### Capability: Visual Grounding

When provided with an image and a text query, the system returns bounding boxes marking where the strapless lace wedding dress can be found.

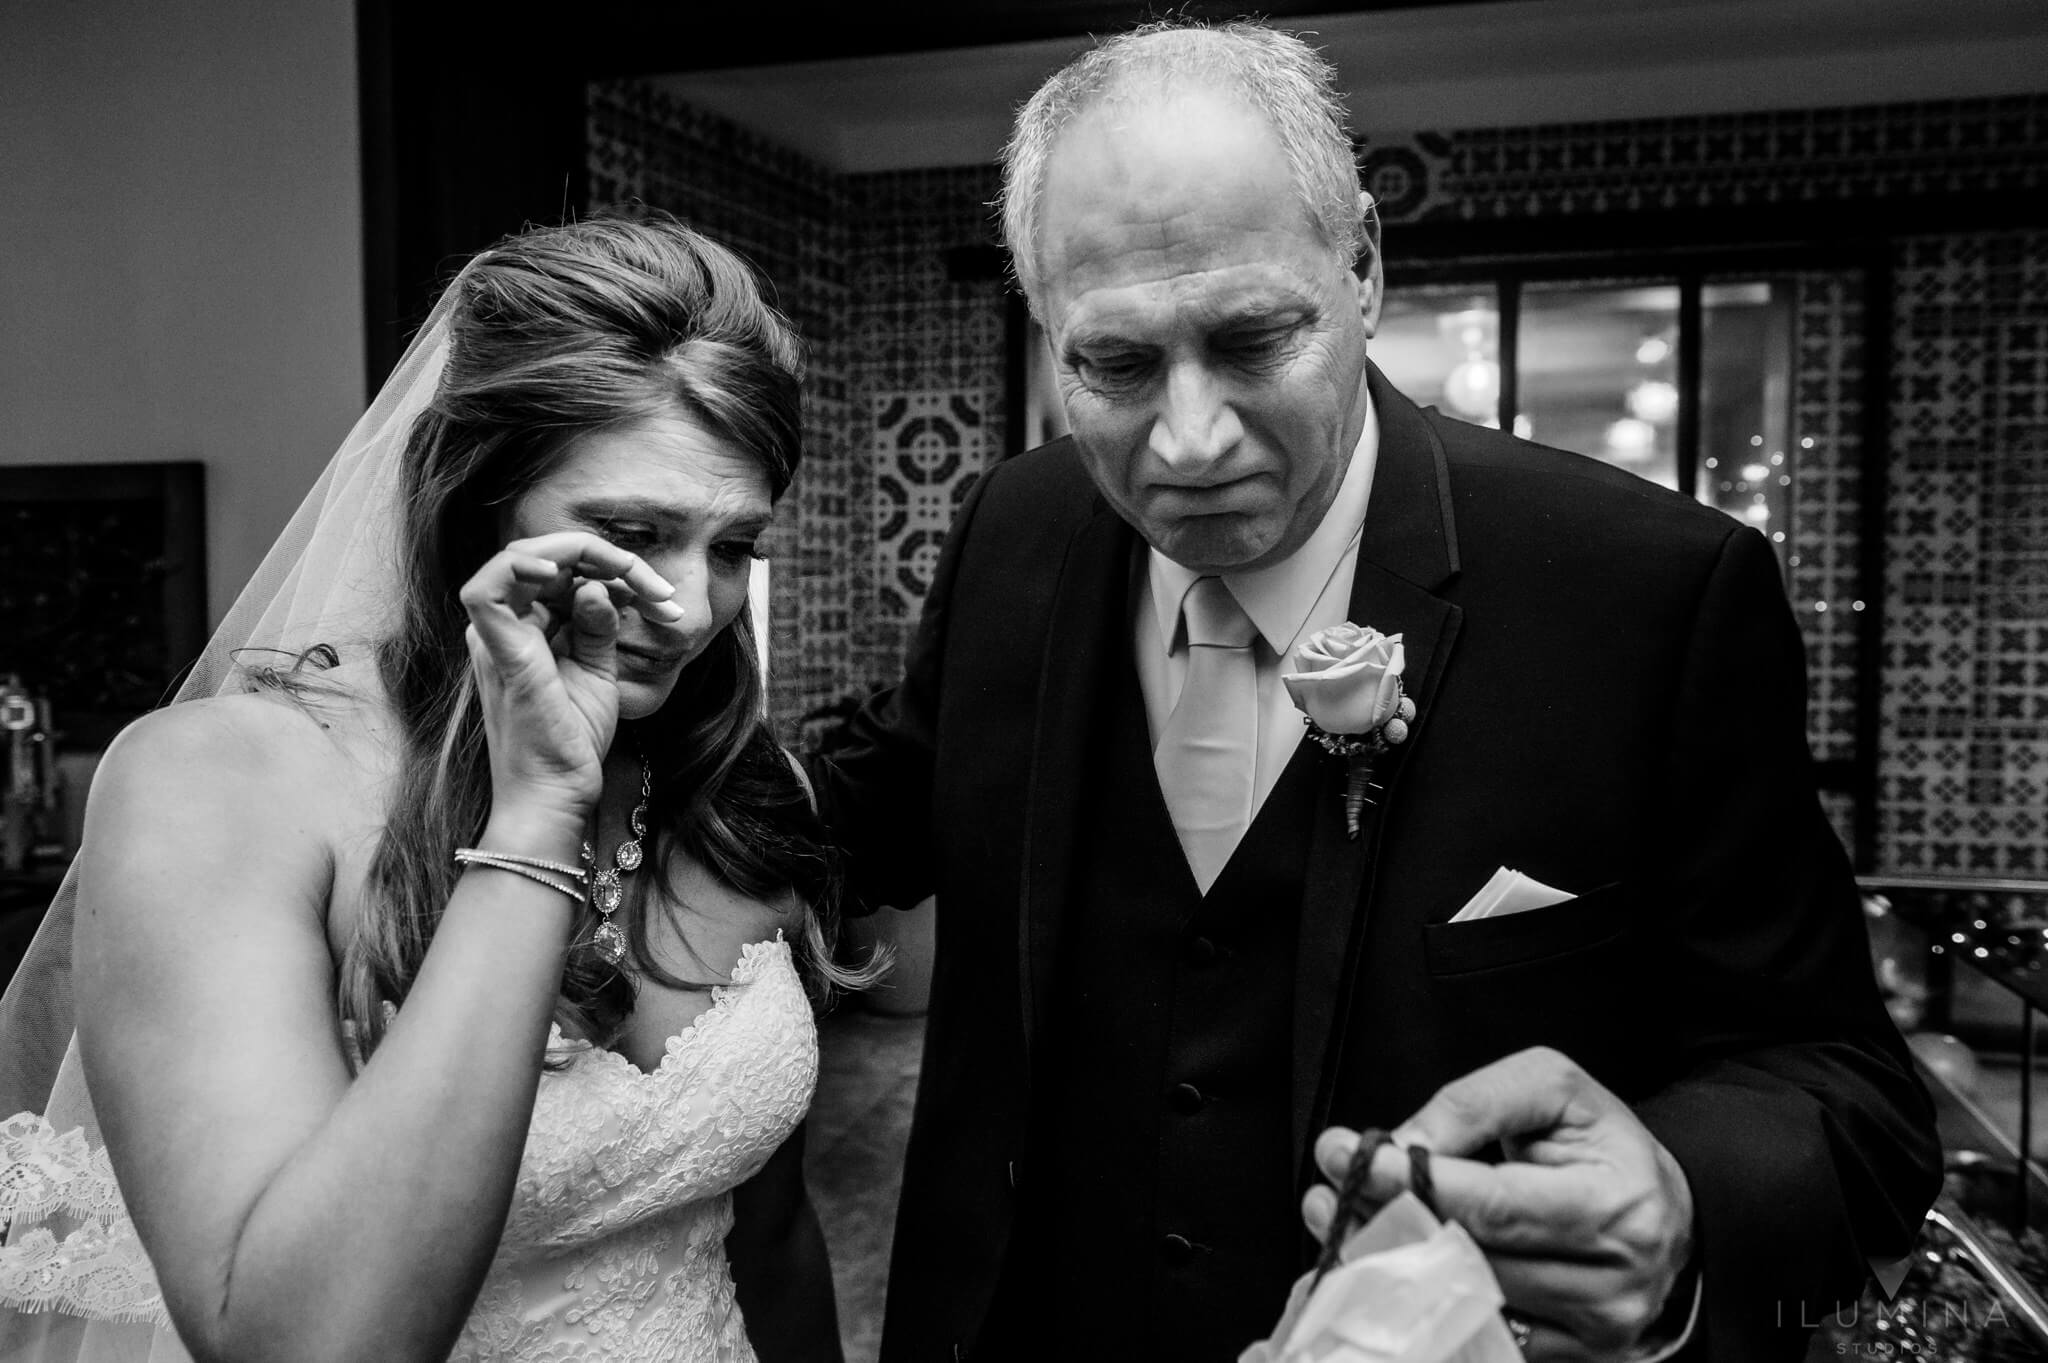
[0,935,817,1363]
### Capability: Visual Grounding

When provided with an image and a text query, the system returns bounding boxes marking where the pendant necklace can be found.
[582,752,651,966]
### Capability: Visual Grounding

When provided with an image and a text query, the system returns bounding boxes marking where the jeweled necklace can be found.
[582,752,651,966]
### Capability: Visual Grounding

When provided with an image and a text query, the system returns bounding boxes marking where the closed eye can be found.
[1218,326,1298,363]
[596,520,661,551]
[1071,350,1153,388]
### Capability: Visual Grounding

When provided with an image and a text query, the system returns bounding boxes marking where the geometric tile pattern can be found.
[1360,96,2048,225]
[873,391,997,619]
[846,166,1009,670]
[1789,271,1868,769]
[1882,232,2048,876]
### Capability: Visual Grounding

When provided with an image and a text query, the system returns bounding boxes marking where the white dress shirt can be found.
[1135,396,1380,824]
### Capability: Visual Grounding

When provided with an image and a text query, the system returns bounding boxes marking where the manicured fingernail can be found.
[648,599,684,621]
[648,575,676,600]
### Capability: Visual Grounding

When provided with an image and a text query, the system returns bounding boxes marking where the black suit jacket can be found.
[823,366,1941,1361]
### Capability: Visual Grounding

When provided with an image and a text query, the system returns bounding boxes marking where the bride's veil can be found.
[0,279,463,1360]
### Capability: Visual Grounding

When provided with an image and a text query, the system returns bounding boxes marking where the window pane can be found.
[1375,284,1502,428]
[1698,279,1795,562]
[1516,281,1680,488]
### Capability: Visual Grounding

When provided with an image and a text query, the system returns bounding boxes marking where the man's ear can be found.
[1354,190,1383,338]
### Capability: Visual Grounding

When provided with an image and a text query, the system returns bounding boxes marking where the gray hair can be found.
[998,19,1365,315]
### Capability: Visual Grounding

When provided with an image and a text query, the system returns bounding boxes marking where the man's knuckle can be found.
[1432,1078,1486,1125]
[1610,1188,1671,1253]
[1612,1287,1658,1337]
[1531,1045,1587,1086]
[1467,1184,1519,1240]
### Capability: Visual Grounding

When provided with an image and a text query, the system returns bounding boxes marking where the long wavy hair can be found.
[337,211,872,1059]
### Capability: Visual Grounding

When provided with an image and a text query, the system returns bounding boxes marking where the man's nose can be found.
[1148,362,1243,476]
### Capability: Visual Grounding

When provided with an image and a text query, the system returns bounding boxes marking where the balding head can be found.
[999,20,1369,317]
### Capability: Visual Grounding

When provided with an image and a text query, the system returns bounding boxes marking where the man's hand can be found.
[1304,1047,1695,1362]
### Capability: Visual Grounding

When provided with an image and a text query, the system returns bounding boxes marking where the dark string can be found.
[1313,1127,1393,1284]
[1408,1142,1437,1219]
[1313,1134,1528,1353]
[1312,1130,1445,1286]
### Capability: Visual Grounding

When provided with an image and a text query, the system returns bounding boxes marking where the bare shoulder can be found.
[99,691,346,803]
[85,672,392,875]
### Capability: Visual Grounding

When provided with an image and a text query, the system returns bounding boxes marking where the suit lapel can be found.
[1018,500,1136,1077]
[1290,367,1466,1178]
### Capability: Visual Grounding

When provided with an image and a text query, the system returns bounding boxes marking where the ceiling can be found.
[647,0,2048,172]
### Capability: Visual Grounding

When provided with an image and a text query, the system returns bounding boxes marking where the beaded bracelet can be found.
[453,848,589,905]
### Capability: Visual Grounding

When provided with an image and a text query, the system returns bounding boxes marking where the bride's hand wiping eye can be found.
[459,529,682,816]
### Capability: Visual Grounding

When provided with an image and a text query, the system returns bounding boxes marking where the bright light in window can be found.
[1603,417,1657,463]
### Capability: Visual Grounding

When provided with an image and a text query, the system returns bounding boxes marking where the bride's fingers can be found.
[462,538,681,674]
[591,574,681,628]
[564,580,619,678]
[503,532,681,616]
[464,550,571,632]
[464,574,554,673]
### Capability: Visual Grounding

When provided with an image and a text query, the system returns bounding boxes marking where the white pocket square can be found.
[1449,866,1575,923]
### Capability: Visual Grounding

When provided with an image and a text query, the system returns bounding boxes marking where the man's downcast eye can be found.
[1072,347,1150,379]
[1084,358,1153,390]
[712,541,765,567]
[1221,328,1295,360]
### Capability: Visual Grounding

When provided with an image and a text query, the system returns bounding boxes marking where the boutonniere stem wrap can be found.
[1282,624,1416,839]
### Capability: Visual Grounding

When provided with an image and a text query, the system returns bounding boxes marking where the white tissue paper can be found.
[1238,1193,1524,1363]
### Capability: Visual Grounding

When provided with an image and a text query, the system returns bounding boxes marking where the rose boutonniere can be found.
[1282,623,1416,839]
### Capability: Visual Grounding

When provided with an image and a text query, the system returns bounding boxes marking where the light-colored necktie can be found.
[1154,576,1259,894]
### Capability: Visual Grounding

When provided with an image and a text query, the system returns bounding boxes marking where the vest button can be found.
[1161,1232,1195,1264]
[1187,935,1218,965]
[1170,1082,1205,1115]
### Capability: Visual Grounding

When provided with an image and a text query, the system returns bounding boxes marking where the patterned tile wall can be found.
[1883,232,2048,875]
[1358,97,2046,225]
[846,167,1008,672]
[1789,271,1867,852]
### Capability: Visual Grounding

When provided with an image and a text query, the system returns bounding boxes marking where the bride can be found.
[0,212,871,1361]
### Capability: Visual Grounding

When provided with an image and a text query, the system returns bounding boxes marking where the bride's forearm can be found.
[201,811,584,1363]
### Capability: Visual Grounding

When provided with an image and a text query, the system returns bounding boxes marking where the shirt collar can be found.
[1149,393,1380,656]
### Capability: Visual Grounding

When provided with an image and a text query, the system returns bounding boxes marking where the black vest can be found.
[978,657,1319,1359]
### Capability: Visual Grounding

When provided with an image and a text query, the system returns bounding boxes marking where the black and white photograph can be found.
[3,2,2047,1360]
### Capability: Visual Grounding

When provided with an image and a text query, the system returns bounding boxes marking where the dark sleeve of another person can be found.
[726,1122,844,1363]
[805,464,998,916]
[1632,526,1944,1361]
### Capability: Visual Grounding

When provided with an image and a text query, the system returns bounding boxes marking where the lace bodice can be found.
[0,936,818,1363]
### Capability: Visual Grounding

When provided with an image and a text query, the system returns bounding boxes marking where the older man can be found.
[822,20,1940,1363]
